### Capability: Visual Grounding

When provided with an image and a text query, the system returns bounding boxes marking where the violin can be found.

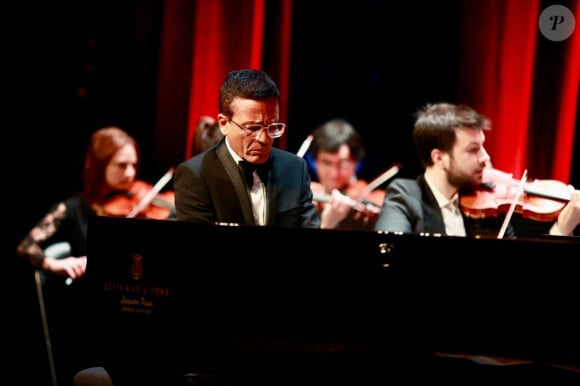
[296,134,398,221]
[311,164,400,219]
[101,169,175,219]
[311,180,384,218]
[459,167,572,222]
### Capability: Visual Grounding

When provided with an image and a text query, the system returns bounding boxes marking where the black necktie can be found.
[239,161,269,187]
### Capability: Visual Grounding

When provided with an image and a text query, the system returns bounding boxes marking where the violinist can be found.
[190,115,224,157]
[308,118,384,230]
[17,126,177,275]
[15,126,158,385]
[373,103,580,238]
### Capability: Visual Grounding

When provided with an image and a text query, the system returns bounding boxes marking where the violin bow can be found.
[497,169,527,239]
[296,135,313,158]
[362,164,401,195]
[127,168,175,218]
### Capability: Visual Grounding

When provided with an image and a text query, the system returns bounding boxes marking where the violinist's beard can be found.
[447,168,482,189]
[446,156,484,189]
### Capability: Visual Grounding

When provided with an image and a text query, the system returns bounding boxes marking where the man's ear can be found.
[432,148,452,171]
[431,148,444,165]
[217,114,229,136]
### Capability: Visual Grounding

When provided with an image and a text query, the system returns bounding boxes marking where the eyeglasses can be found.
[229,118,286,139]
[316,159,356,170]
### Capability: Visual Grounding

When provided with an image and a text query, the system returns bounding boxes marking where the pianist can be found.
[174,69,320,228]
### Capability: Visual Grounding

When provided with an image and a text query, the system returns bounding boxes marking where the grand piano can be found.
[81,216,580,385]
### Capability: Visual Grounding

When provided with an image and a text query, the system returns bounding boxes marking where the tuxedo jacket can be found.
[373,174,515,238]
[174,138,320,228]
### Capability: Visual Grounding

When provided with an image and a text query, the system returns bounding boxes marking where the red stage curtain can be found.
[458,0,579,183]
[155,0,293,165]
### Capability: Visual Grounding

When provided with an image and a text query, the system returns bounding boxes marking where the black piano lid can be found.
[81,216,580,381]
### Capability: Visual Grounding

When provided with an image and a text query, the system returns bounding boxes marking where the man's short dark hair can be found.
[219,69,280,116]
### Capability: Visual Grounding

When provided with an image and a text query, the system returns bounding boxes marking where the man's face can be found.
[444,127,490,188]
[315,144,357,192]
[218,97,280,164]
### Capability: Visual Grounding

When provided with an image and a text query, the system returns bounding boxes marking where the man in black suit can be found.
[374,102,580,238]
[174,69,320,228]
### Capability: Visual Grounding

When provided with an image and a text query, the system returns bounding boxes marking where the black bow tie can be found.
[239,160,269,187]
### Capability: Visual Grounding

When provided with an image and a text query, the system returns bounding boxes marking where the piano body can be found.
[81,216,580,385]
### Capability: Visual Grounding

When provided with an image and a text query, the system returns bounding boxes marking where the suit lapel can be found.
[417,175,446,234]
[264,163,277,225]
[215,142,256,225]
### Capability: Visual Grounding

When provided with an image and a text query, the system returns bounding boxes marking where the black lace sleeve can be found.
[16,202,67,269]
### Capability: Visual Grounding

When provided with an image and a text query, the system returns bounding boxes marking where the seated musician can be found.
[15,126,145,386]
[174,69,320,228]
[190,115,224,156]
[308,118,384,230]
[373,102,580,238]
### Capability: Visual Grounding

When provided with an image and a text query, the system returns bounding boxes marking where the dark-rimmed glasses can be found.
[229,118,286,139]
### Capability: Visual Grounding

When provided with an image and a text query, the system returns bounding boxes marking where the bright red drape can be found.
[459,0,579,183]
[158,0,578,181]
[553,0,580,180]
[155,0,292,162]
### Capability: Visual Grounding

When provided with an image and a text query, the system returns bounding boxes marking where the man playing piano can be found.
[174,69,320,228]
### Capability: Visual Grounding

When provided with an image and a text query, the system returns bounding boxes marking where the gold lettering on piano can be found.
[103,280,170,297]
[104,281,170,315]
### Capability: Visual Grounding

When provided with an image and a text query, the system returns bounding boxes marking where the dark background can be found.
[288,0,462,181]
[7,1,579,384]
